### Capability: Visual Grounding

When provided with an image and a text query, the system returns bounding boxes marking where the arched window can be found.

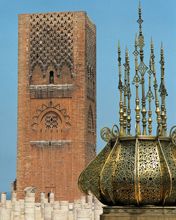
[49,71,54,84]
[88,106,94,133]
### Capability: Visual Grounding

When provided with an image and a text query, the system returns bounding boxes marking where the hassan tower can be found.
[16,11,96,201]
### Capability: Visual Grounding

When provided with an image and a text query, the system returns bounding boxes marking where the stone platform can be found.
[100,206,176,220]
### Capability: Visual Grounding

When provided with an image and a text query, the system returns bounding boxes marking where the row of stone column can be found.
[0,192,103,220]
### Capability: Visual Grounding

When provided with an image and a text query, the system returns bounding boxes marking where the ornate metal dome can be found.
[78,2,176,206]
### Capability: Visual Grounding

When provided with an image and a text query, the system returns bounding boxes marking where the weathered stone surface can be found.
[16,11,96,202]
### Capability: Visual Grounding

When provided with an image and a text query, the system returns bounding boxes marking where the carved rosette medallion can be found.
[31,101,71,131]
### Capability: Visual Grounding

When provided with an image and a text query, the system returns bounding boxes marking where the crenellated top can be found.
[118,2,168,137]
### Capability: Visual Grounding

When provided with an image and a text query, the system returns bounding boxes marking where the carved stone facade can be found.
[17,12,96,201]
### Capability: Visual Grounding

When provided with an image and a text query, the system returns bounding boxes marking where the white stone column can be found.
[40,192,45,204]
[80,196,86,208]
[77,209,92,220]
[13,201,21,220]
[53,201,60,210]
[51,210,68,220]
[19,199,25,219]
[94,198,103,220]
[44,203,52,220]
[5,200,12,220]
[1,192,6,207]
[35,204,42,220]
[24,192,35,220]
[40,192,45,218]
[11,192,17,204]
[73,200,81,220]
[60,201,69,211]
[87,193,93,208]
[68,203,74,220]
[49,193,54,205]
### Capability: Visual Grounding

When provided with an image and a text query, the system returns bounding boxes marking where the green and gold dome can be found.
[78,3,176,206]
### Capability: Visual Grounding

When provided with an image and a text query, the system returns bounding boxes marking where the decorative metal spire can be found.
[133,34,141,135]
[137,1,148,135]
[123,48,128,135]
[126,48,131,135]
[116,2,168,137]
[159,43,168,135]
[146,46,154,135]
[150,39,162,135]
[138,1,143,38]
[118,41,124,136]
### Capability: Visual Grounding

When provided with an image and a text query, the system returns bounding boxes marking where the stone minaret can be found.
[16,11,96,201]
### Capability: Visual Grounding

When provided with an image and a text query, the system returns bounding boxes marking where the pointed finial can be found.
[126,47,131,135]
[139,0,141,8]
[159,41,168,135]
[118,41,124,136]
[118,40,120,50]
[161,41,163,49]
[150,38,154,50]
[138,0,143,38]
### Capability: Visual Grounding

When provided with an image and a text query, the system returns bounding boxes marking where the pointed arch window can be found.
[49,71,54,84]
[88,106,94,133]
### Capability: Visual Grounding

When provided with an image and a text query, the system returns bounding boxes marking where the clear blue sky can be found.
[0,0,176,192]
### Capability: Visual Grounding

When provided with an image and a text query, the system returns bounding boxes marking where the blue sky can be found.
[0,0,176,192]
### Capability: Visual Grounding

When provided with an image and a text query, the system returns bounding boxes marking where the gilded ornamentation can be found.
[170,126,176,146]
[100,125,119,143]
[118,42,124,136]
[78,2,176,207]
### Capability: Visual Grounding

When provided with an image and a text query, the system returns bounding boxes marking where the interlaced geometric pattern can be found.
[86,22,96,101]
[45,113,58,129]
[138,61,148,77]
[29,13,74,77]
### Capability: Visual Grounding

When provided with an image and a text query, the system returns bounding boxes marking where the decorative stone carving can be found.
[31,101,71,131]
[30,84,74,99]
[86,22,96,101]
[29,13,74,79]
[45,112,59,129]
[30,140,71,148]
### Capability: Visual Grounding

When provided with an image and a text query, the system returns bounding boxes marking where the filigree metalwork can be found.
[123,55,128,135]
[100,128,112,142]
[137,2,148,135]
[146,58,154,135]
[150,40,162,135]
[112,125,119,137]
[159,44,168,135]
[78,2,175,207]
[138,61,148,77]
[118,42,124,136]
[133,35,141,135]
[79,138,174,205]
[170,126,176,146]
[100,125,119,142]
[126,49,131,135]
